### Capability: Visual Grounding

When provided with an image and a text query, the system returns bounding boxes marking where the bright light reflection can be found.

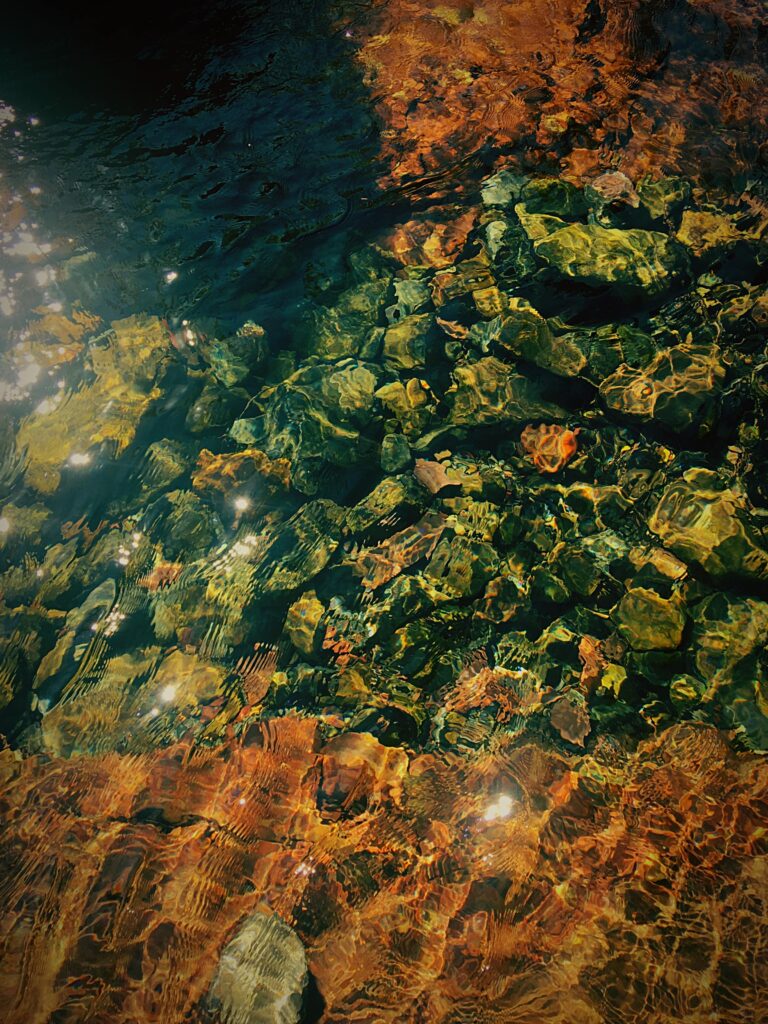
[159,685,176,703]
[482,794,516,822]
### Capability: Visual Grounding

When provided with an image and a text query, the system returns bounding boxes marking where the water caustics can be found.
[0,1,767,1022]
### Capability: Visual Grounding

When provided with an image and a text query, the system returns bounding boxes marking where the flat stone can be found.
[206,911,308,1024]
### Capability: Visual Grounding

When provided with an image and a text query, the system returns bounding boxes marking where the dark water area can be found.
[2,1,768,1022]
[0,0,386,330]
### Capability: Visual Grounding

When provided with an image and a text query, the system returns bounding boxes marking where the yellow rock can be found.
[676,209,741,258]
[285,591,325,656]
[16,314,170,493]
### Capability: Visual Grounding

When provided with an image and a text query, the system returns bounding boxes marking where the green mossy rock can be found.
[345,474,425,535]
[637,177,691,223]
[241,361,381,494]
[303,276,390,359]
[380,433,411,473]
[519,177,589,218]
[449,357,566,426]
[613,586,686,651]
[375,378,437,438]
[517,213,689,294]
[382,312,434,370]
[424,535,499,599]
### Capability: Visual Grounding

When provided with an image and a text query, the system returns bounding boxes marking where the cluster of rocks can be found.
[2,169,768,761]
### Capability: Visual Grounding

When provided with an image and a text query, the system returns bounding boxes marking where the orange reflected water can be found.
[2,720,767,1022]
[344,0,768,189]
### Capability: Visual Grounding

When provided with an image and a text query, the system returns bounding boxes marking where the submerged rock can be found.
[206,911,307,1024]
[648,469,768,582]
[382,312,434,369]
[517,212,689,294]
[380,432,411,473]
[375,377,437,438]
[16,315,170,493]
[302,275,390,360]
[241,361,381,494]
[520,424,580,473]
[600,343,725,432]
[613,586,686,651]
[448,357,565,426]
[675,209,743,260]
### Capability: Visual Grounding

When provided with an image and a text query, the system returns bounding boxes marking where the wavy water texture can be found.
[344,0,768,188]
[1,720,766,1024]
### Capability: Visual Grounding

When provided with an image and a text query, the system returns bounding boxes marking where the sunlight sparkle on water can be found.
[482,794,516,822]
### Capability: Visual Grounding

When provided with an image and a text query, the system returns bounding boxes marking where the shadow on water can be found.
[0,0,386,329]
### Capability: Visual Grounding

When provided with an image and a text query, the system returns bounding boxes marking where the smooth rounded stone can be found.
[230,417,262,445]
[448,357,566,426]
[599,342,725,432]
[670,673,707,708]
[206,911,307,1024]
[33,577,118,712]
[380,433,411,473]
[648,468,768,582]
[613,586,686,651]
[517,211,689,294]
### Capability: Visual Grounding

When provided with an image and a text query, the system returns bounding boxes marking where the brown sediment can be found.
[0,720,766,1022]
[343,0,768,189]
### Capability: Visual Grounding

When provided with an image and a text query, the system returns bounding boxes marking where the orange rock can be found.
[191,447,291,493]
[521,423,580,473]
[138,561,183,591]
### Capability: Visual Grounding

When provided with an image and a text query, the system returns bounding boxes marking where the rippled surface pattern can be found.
[1,2,768,1022]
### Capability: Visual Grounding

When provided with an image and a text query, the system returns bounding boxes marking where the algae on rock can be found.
[16,315,170,493]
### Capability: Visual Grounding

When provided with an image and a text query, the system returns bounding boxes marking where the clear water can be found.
[1,2,767,1022]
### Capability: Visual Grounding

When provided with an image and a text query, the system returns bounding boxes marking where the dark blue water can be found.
[0,1,383,334]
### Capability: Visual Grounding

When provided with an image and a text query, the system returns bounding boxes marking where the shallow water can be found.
[1,2,768,1022]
